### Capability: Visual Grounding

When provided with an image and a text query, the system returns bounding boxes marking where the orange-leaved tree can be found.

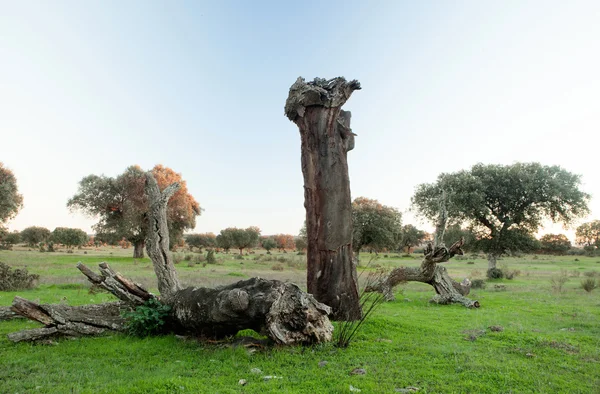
[68,165,201,258]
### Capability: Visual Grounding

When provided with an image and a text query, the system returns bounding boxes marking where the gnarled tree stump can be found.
[5,173,334,344]
[367,194,480,308]
[285,77,362,321]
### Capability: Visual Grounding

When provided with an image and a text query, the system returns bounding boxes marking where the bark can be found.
[367,195,480,308]
[144,172,182,298]
[5,173,334,345]
[487,253,498,270]
[133,240,145,259]
[0,306,23,320]
[285,77,362,321]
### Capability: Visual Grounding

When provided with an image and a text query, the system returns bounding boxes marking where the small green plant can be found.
[172,253,183,264]
[471,279,487,289]
[550,270,569,293]
[580,277,597,293]
[123,298,171,337]
[206,249,216,264]
[487,268,504,279]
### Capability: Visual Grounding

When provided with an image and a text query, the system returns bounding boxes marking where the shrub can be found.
[271,263,284,271]
[206,249,216,264]
[487,268,504,279]
[467,261,475,265]
[550,270,569,293]
[193,254,206,264]
[297,251,306,255]
[184,254,193,261]
[172,253,183,264]
[580,278,597,293]
[471,279,486,289]
[234,254,245,260]
[0,262,39,291]
[583,271,599,278]
[38,242,46,253]
[123,298,171,337]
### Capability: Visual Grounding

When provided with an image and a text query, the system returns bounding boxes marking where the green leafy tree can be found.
[0,231,21,249]
[68,165,201,258]
[51,227,88,249]
[227,227,261,255]
[412,163,589,270]
[216,229,234,253]
[443,224,477,252]
[575,220,600,248]
[397,224,428,252]
[185,233,216,252]
[539,233,572,255]
[352,197,402,256]
[0,163,23,232]
[261,237,277,253]
[20,226,51,247]
[294,236,307,251]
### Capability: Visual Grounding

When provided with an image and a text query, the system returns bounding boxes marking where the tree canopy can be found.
[398,224,428,252]
[68,165,201,257]
[273,234,295,252]
[52,227,88,249]
[539,233,571,255]
[352,197,402,255]
[412,163,589,268]
[261,237,277,253]
[185,233,216,252]
[20,226,51,247]
[575,220,600,248]
[0,163,23,229]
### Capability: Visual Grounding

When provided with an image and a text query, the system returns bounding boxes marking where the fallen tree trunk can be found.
[367,194,480,308]
[285,77,362,321]
[0,306,23,320]
[5,173,334,344]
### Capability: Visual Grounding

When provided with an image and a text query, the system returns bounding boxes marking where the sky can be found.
[1,1,599,240]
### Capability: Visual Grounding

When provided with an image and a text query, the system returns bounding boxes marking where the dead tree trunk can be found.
[285,77,362,321]
[4,173,334,345]
[367,194,480,308]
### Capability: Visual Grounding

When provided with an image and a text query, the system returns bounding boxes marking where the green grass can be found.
[1,248,600,393]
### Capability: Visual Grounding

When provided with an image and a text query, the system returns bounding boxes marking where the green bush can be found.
[471,279,486,289]
[487,268,504,279]
[206,249,216,264]
[0,262,39,291]
[123,298,171,337]
[580,278,597,293]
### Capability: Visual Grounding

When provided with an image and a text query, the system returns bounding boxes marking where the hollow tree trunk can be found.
[133,240,145,259]
[285,77,362,321]
[5,173,334,345]
[367,193,480,308]
[487,253,497,270]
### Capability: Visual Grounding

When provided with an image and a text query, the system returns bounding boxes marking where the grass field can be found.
[1,247,599,393]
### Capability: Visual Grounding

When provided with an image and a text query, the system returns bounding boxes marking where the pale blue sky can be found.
[1,1,599,238]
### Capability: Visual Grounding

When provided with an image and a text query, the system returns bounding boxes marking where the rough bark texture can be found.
[285,77,361,321]
[0,305,23,320]
[145,172,182,298]
[133,240,145,259]
[8,297,126,342]
[368,196,480,308]
[5,173,334,345]
[487,253,498,270]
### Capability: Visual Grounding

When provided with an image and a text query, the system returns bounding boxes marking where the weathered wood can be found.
[368,196,480,308]
[7,173,334,345]
[8,298,127,342]
[285,77,362,321]
[145,172,181,298]
[0,305,23,320]
[168,277,333,344]
[77,261,151,305]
